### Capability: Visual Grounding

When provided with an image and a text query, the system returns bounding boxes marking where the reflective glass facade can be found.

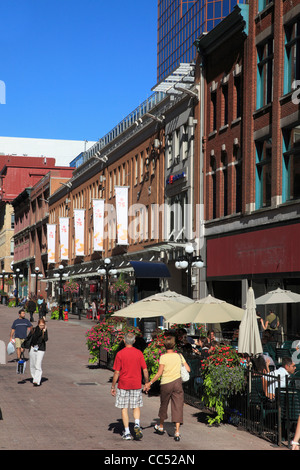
[157,0,247,81]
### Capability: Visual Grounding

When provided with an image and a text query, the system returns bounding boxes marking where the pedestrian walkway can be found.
[0,305,283,452]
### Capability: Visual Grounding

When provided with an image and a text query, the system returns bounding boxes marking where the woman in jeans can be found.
[144,335,190,441]
[29,319,48,386]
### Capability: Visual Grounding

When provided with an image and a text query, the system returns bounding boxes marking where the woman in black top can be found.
[29,319,48,386]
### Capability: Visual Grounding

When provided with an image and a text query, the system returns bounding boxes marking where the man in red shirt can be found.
[111,332,149,440]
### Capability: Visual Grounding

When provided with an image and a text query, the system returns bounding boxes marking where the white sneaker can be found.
[122,432,133,440]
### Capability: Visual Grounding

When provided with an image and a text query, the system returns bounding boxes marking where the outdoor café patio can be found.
[85,289,300,449]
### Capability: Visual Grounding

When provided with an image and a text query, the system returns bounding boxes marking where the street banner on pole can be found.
[93,199,104,251]
[74,209,85,256]
[59,217,69,260]
[47,224,56,263]
[115,186,129,245]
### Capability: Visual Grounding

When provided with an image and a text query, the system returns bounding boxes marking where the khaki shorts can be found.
[15,338,25,349]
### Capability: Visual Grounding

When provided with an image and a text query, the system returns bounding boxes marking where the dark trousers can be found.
[158,378,184,424]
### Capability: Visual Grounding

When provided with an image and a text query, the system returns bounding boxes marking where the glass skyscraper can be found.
[157,0,247,82]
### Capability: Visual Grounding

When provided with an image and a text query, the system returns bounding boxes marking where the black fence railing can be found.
[183,355,300,448]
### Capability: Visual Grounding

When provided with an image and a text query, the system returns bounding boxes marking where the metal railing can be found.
[183,355,300,448]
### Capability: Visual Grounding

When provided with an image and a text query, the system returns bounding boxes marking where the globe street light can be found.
[175,243,203,298]
[54,265,68,320]
[97,258,117,316]
[12,267,23,307]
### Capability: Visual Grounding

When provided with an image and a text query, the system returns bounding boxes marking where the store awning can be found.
[130,261,171,278]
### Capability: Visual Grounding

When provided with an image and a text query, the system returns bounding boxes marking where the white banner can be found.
[59,217,69,260]
[93,199,104,251]
[74,209,85,256]
[115,186,129,245]
[47,224,56,264]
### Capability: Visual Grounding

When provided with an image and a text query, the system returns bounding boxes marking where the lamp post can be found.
[97,258,117,316]
[54,265,68,320]
[12,267,23,307]
[31,267,43,298]
[0,271,5,291]
[175,243,203,298]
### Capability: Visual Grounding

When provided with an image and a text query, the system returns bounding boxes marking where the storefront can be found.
[206,221,300,338]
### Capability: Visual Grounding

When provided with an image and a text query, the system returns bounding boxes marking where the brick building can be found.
[0,156,57,278]
[12,167,74,299]
[195,1,300,338]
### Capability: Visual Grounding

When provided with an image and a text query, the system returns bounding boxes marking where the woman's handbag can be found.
[179,354,190,382]
[22,331,33,350]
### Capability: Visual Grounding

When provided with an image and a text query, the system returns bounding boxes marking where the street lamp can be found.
[175,243,203,298]
[31,267,43,297]
[54,265,68,320]
[97,258,117,316]
[12,268,23,307]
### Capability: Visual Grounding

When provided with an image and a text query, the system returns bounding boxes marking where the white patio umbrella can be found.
[111,290,193,319]
[238,287,263,356]
[165,294,244,324]
[255,287,300,304]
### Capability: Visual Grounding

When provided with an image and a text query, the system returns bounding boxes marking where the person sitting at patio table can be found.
[267,357,296,399]
[206,330,215,344]
[176,328,193,355]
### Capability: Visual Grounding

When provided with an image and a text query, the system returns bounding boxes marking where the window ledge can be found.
[253,102,272,117]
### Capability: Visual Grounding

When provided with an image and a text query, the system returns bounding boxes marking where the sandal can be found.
[154,424,165,435]
[174,432,181,442]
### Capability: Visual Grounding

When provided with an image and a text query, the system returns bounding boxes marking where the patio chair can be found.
[275,348,291,362]
[249,376,278,427]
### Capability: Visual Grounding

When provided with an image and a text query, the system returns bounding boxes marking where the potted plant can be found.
[201,345,246,425]
[143,329,167,381]
[85,316,141,366]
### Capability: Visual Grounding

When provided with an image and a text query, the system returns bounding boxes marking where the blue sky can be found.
[0,0,157,143]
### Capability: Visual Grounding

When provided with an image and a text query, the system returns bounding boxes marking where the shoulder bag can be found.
[179,354,190,382]
[22,330,34,350]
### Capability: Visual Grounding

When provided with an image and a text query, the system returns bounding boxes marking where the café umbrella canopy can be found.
[255,287,300,304]
[238,287,263,356]
[166,294,244,324]
[112,290,193,319]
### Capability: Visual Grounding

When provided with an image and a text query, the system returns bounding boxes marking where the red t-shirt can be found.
[113,346,147,390]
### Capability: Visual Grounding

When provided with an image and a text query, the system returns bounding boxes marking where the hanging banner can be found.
[115,186,129,245]
[93,199,104,251]
[59,217,69,260]
[74,209,85,256]
[47,224,56,264]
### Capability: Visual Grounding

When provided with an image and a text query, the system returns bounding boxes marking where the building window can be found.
[284,18,300,95]
[222,84,228,126]
[255,138,272,209]
[211,91,217,131]
[140,152,144,183]
[233,147,242,213]
[210,155,217,219]
[282,126,300,202]
[257,38,273,109]
[134,155,138,185]
[10,238,14,256]
[168,192,188,241]
[221,152,228,216]
[258,0,272,12]
[234,75,242,119]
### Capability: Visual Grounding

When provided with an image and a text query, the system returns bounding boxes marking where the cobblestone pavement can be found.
[0,305,285,455]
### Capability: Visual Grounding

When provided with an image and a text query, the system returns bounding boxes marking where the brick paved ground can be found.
[0,304,284,454]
